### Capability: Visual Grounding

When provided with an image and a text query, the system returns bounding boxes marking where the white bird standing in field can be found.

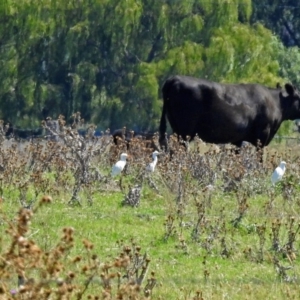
[146,151,160,172]
[111,153,128,177]
[271,161,286,185]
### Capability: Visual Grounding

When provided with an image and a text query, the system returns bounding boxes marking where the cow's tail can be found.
[159,78,173,149]
[159,101,167,141]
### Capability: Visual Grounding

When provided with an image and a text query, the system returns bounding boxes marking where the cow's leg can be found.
[255,127,271,164]
[254,137,266,164]
[232,141,243,155]
[234,140,263,163]
[256,143,264,164]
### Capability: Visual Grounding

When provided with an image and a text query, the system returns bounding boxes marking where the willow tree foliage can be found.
[0,0,295,132]
[252,0,300,47]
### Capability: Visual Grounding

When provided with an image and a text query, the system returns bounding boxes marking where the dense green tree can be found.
[251,0,300,47]
[0,0,296,134]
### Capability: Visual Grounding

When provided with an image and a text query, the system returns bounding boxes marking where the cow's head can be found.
[281,83,300,120]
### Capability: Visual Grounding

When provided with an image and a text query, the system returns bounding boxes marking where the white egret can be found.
[111,153,128,177]
[146,151,160,172]
[271,161,286,185]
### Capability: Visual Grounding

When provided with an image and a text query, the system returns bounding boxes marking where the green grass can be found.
[2,179,300,299]
[1,136,300,299]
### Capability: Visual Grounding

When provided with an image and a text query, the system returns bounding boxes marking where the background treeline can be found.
[1,0,300,133]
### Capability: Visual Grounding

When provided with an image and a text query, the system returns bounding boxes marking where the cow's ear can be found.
[285,83,295,96]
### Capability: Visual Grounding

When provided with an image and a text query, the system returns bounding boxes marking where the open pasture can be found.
[1,123,300,299]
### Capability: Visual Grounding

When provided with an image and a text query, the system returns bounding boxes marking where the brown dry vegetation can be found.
[1,117,300,299]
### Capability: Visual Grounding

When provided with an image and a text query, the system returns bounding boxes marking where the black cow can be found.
[159,75,300,150]
[5,126,43,139]
[112,128,158,150]
[112,128,134,146]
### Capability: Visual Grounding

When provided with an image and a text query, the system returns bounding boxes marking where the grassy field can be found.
[1,127,300,299]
